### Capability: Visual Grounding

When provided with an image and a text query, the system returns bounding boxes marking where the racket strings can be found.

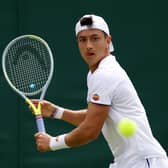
[5,37,51,94]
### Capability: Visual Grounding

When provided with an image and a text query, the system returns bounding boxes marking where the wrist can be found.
[49,134,69,151]
[51,106,64,119]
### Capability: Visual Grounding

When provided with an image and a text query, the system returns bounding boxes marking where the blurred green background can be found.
[0,0,167,167]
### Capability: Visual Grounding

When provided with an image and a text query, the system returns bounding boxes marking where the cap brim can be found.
[110,42,114,52]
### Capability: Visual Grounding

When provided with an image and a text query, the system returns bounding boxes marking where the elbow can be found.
[90,132,100,141]
[84,127,101,141]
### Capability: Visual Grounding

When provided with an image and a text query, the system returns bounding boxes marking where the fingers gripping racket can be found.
[2,35,54,132]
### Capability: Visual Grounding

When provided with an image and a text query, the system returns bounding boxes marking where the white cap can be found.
[75,14,114,52]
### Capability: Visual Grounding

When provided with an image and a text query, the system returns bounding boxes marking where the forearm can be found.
[48,110,95,151]
[61,108,87,126]
[64,121,99,147]
[47,103,109,152]
[39,118,101,152]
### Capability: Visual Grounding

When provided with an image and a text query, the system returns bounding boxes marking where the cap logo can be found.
[80,16,93,26]
[92,94,100,101]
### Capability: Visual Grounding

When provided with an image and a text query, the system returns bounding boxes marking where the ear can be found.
[107,35,112,45]
[106,35,112,51]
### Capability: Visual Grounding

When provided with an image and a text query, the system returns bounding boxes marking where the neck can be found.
[90,54,110,73]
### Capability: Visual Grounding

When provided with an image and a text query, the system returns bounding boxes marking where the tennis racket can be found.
[2,34,54,132]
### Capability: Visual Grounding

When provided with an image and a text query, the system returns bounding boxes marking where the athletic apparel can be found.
[109,157,168,168]
[87,55,168,167]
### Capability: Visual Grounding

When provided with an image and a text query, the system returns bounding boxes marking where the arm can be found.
[65,102,110,147]
[30,99,87,126]
[35,102,110,151]
[62,108,87,126]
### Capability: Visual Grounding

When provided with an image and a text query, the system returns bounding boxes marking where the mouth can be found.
[86,52,95,57]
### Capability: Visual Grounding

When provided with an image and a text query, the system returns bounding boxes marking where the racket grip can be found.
[35,115,46,132]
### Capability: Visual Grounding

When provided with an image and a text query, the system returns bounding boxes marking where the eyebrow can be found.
[78,34,100,39]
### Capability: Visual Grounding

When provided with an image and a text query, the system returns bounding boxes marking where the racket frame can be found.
[2,34,54,132]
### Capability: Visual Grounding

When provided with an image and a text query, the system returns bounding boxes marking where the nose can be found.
[86,39,93,50]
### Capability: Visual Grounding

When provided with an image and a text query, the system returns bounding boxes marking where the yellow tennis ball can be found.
[117,118,137,137]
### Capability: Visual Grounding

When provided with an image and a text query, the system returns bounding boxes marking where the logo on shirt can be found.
[92,94,100,101]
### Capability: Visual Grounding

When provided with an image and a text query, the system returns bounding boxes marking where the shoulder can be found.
[95,62,125,84]
[87,55,129,87]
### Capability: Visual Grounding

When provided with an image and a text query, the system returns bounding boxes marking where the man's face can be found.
[77,29,111,71]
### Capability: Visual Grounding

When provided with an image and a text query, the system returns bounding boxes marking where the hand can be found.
[34,132,52,152]
[29,100,56,118]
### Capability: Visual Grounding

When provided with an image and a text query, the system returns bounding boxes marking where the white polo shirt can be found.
[87,55,167,165]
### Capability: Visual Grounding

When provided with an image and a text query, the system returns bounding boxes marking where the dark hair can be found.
[80,16,93,26]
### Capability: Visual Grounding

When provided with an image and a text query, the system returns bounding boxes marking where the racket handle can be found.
[35,115,46,132]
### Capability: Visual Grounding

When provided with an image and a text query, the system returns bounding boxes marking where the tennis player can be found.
[33,14,168,168]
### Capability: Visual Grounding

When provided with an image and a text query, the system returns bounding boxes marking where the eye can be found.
[92,36,100,41]
[78,38,86,43]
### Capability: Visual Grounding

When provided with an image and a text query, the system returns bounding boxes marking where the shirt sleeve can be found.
[87,70,121,105]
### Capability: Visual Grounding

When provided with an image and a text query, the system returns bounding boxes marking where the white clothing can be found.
[87,55,167,167]
[109,157,168,168]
